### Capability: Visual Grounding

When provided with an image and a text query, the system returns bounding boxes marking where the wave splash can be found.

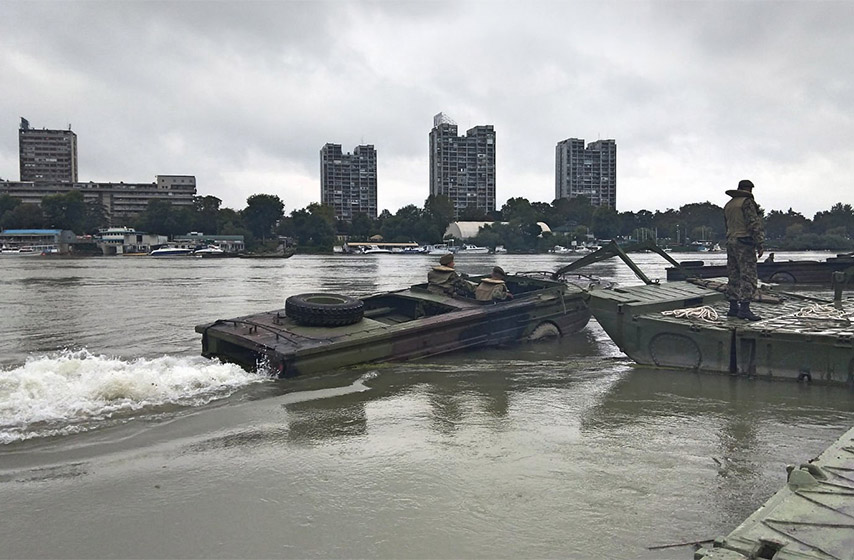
[0,349,268,444]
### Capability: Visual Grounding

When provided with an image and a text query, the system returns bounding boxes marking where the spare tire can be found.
[285,293,364,327]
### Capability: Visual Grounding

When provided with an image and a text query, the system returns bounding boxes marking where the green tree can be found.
[242,194,285,240]
[349,213,375,240]
[287,203,336,250]
[0,203,44,229]
[216,208,245,234]
[134,199,175,235]
[500,197,537,223]
[458,205,489,221]
[765,209,809,240]
[41,190,87,233]
[423,195,454,241]
[381,205,423,241]
[83,200,109,233]
[193,195,222,234]
[591,206,620,240]
[813,203,854,236]
[0,194,21,222]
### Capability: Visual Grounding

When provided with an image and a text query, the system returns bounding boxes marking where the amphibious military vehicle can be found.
[195,274,591,377]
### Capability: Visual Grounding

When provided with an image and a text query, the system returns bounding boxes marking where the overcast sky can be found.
[2,1,853,218]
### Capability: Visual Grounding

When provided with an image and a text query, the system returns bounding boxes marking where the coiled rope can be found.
[792,304,849,321]
[661,306,720,322]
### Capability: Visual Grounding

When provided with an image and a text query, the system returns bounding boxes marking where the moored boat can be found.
[195,274,591,377]
[455,244,489,255]
[149,246,194,257]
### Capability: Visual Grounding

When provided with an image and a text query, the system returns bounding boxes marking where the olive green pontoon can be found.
[556,241,854,385]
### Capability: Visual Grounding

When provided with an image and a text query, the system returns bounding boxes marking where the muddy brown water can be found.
[2,251,852,559]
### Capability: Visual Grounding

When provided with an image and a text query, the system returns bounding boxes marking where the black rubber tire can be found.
[769,271,796,284]
[527,322,561,341]
[285,293,364,327]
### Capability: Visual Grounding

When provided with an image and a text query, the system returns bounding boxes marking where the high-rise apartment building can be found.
[555,138,616,208]
[429,113,496,218]
[320,143,378,221]
[19,117,78,183]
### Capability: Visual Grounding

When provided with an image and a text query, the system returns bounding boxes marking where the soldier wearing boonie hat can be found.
[475,266,513,301]
[724,178,765,321]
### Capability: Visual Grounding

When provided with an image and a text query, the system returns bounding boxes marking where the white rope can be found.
[661,305,720,321]
[792,303,848,321]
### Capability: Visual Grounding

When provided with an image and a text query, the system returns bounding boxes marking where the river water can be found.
[2,251,853,559]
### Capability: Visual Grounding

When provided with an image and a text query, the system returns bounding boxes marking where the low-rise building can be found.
[0,228,76,253]
[95,227,168,255]
[0,175,196,225]
[173,232,245,253]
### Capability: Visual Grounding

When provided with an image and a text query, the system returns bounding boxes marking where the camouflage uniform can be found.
[427,266,475,297]
[724,187,765,302]
[475,279,510,301]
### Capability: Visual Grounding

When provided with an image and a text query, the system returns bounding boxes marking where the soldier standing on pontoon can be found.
[724,179,765,321]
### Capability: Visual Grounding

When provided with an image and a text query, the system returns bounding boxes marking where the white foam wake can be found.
[0,349,267,444]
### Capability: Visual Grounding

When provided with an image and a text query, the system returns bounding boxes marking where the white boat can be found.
[549,245,573,254]
[193,245,225,256]
[494,245,507,254]
[455,244,489,255]
[549,245,592,255]
[427,244,452,255]
[149,246,194,257]
[0,246,41,256]
[362,245,393,254]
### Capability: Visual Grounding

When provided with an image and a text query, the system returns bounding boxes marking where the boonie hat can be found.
[737,179,754,191]
[492,266,506,278]
[439,253,454,266]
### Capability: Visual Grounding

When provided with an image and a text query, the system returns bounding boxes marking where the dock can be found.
[696,425,854,560]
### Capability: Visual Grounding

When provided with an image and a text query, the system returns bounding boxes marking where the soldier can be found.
[475,266,514,302]
[724,179,765,320]
[427,253,475,296]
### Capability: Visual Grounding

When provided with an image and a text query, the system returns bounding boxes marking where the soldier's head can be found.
[492,266,506,280]
[737,179,754,192]
[439,253,454,267]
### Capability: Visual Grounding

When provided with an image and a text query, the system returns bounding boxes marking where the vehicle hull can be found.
[196,277,591,377]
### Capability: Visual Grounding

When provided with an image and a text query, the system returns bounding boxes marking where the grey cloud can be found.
[2,1,854,215]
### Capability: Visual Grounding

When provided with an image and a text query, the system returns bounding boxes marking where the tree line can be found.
[1,190,852,252]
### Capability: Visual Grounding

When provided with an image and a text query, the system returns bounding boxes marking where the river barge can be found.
[666,252,854,284]
[696,424,854,560]
[195,274,590,377]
